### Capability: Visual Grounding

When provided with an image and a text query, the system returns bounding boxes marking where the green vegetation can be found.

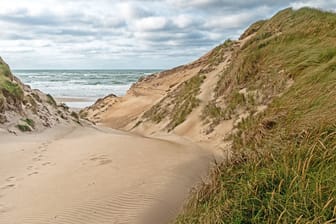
[0,58,24,105]
[1,80,24,99]
[202,102,224,125]
[22,118,35,128]
[70,111,79,120]
[16,118,35,132]
[143,74,205,130]
[143,100,168,124]
[46,94,57,107]
[204,7,336,129]
[167,74,205,130]
[0,58,12,78]
[208,39,234,66]
[202,90,260,131]
[176,8,336,223]
[239,20,267,40]
[16,124,32,132]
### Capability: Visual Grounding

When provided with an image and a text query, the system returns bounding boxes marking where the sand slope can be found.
[82,38,247,153]
[0,125,212,224]
[83,52,209,129]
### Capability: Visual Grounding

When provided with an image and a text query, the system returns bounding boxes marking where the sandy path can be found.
[174,59,230,141]
[0,125,212,224]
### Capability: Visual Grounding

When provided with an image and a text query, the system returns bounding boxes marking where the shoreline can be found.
[55,97,94,102]
[55,97,95,109]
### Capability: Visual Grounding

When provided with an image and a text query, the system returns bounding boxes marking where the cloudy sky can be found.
[0,0,335,69]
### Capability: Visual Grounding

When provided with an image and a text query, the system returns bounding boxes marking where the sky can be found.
[0,0,336,69]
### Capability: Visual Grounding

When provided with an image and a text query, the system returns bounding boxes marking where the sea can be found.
[13,70,160,108]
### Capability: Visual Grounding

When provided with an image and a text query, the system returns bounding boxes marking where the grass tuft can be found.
[23,118,35,128]
[0,57,24,102]
[70,111,79,120]
[46,94,57,107]
[16,124,32,132]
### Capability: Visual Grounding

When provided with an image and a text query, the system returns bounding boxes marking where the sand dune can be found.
[0,125,212,224]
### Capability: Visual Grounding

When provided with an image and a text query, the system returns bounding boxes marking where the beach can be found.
[0,124,212,224]
[13,70,160,108]
[1,2,335,223]
[55,97,94,109]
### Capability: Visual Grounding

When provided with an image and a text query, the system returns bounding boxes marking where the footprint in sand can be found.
[42,162,51,166]
[38,141,49,150]
[1,184,15,190]
[38,146,47,151]
[32,155,44,162]
[99,159,112,165]
[28,172,39,176]
[90,155,112,166]
[26,165,34,171]
[6,176,15,182]
[0,204,10,214]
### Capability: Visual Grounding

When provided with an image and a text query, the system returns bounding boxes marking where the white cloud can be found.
[290,0,336,10]
[134,16,168,31]
[0,0,335,69]
[173,15,194,28]
[204,13,251,29]
[168,0,220,7]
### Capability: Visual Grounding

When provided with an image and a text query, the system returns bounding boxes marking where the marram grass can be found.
[176,7,336,224]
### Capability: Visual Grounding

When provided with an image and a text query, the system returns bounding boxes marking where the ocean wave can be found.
[14,70,159,99]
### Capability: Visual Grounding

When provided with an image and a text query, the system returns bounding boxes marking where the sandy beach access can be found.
[0,124,212,224]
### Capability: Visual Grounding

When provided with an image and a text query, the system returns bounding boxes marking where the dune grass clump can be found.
[202,102,224,125]
[176,7,336,223]
[167,74,205,130]
[0,59,12,78]
[15,117,36,132]
[143,101,168,124]
[208,39,234,66]
[70,111,79,120]
[0,58,24,101]
[23,118,35,128]
[16,118,35,132]
[144,73,205,130]
[202,89,260,130]
[4,81,23,99]
[16,124,31,132]
[46,94,57,107]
